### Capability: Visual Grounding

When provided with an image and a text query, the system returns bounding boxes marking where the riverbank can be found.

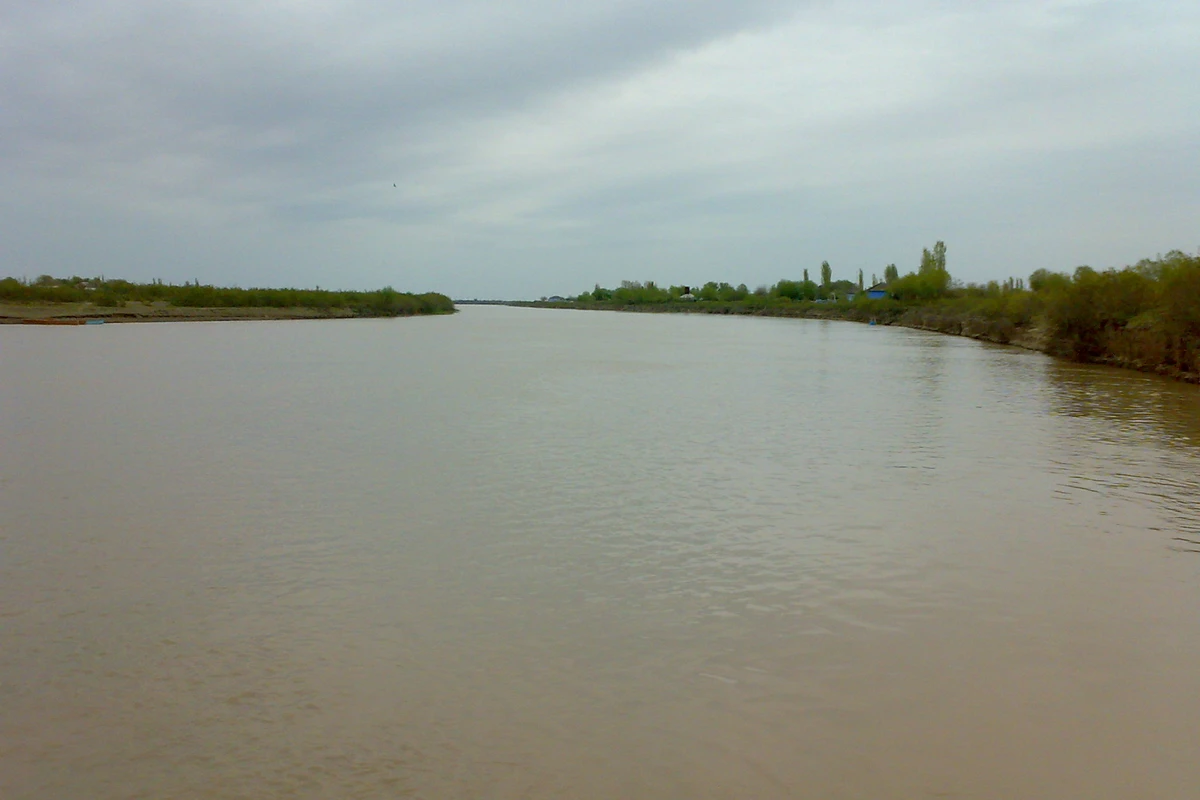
[0,301,456,324]
[518,298,1047,347]
[0,278,456,322]
[519,299,1199,385]
[523,249,1200,385]
[0,302,356,324]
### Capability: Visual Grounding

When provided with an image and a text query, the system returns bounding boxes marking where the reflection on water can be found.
[1046,359,1200,448]
[2,308,1200,799]
[1040,360,1200,542]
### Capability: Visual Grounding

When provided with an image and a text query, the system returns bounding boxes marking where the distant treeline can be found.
[558,245,1200,380]
[0,275,454,317]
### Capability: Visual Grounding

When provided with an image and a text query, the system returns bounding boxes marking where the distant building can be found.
[867,283,889,300]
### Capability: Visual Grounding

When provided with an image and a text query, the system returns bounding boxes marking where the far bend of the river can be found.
[3,306,1200,799]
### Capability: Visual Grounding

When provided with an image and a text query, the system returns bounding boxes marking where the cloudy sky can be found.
[3,0,1197,298]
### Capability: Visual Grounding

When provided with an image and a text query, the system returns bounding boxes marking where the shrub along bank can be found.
[0,276,454,318]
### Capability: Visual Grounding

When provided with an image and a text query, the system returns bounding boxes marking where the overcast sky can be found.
[3,0,1197,298]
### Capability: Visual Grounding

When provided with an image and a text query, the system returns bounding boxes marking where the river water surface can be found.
[3,306,1200,799]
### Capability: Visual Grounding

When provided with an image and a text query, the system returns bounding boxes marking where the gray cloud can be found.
[2,0,1198,298]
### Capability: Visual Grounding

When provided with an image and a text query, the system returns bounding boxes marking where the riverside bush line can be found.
[0,276,453,317]
[550,248,1200,382]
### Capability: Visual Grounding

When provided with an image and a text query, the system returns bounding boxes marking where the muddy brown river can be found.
[3,306,1199,798]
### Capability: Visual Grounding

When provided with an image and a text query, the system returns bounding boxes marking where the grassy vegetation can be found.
[549,246,1200,382]
[0,275,454,317]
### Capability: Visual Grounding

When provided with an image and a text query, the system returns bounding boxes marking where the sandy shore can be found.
[0,301,380,323]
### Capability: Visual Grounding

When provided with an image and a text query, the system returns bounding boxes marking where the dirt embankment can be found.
[879,307,1197,383]
[541,301,1050,351]
[883,306,1049,352]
